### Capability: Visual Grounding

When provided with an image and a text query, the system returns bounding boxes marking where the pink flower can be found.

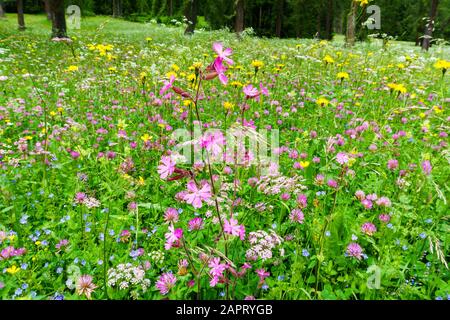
[361,222,377,236]
[164,224,183,250]
[376,197,391,207]
[378,214,391,223]
[76,275,97,299]
[336,152,349,165]
[355,190,365,201]
[346,243,363,260]
[421,160,432,175]
[157,156,176,179]
[156,272,177,295]
[327,179,338,189]
[213,58,229,85]
[208,257,227,287]
[212,42,234,65]
[361,199,373,209]
[188,217,204,231]
[163,208,179,223]
[160,75,175,96]
[200,131,226,157]
[183,180,212,209]
[289,209,304,224]
[387,159,399,170]
[224,217,245,240]
[297,194,307,209]
[255,268,270,283]
[243,84,260,99]
[259,82,269,96]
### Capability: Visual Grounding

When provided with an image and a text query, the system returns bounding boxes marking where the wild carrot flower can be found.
[156,272,177,295]
[183,180,212,209]
[76,275,97,299]
[346,243,363,260]
[157,156,176,180]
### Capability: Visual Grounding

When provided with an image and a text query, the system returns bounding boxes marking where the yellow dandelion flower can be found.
[223,102,234,110]
[323,55,335,64]
[300,161,310,168]
[66,65,78,72]
[251,60,264,69]
[316,97,330,106]
[337,72,349,80]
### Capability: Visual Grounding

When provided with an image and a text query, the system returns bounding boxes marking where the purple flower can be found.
[156,272,177,295]
[346,243,363,260]
[387,159,399,170]
[361,222,377,236]
[421,160,432,175]
[188,217,204,231]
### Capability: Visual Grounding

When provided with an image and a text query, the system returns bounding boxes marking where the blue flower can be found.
[419,233,426,239]
[21,283,28,290]
[302,249,310,257]
[325,231,331,237]
[19,214,29,225]
[277,275,285,281]
[56,267,63,274]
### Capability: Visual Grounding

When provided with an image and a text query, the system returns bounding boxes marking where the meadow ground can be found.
[0,15,449,300]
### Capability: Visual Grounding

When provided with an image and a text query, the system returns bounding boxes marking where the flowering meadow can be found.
[0,15,449,300]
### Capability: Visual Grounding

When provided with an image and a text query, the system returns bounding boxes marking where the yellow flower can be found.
[223,102,234,110]
[166,71,177,79]
[108,67,117,73]
[323,55,335,64]
[251,60,264,69]
[355,0,369,6]
[433,105,443,114]
[137,176,145,186]
[316,97,330,106]
[172,64,180,72]
[145,37,153,42]
[6,265,20,274]
[387,83,407,94]
[117,119,127,130]
[230,81,243,88]
[141,133,152,143]
[139,72,147,82]
[192,62,203,69]
[434,59,450,75]
[337,72,349,80]
[67,65,78,72]
[300,161,310,168]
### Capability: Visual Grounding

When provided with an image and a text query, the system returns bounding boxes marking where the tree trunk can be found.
[346,0,357,46]
[17,0,25,30]
[0,1,5,18]
[325,0,334,40]
[235,0,244,33]
[43,0,51,20]
[275,0,284,38]
[50,0,67,38]
[113,0,123,18]
[169,0,173,16]
[422,0,439,51]
[184,0,198,35]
